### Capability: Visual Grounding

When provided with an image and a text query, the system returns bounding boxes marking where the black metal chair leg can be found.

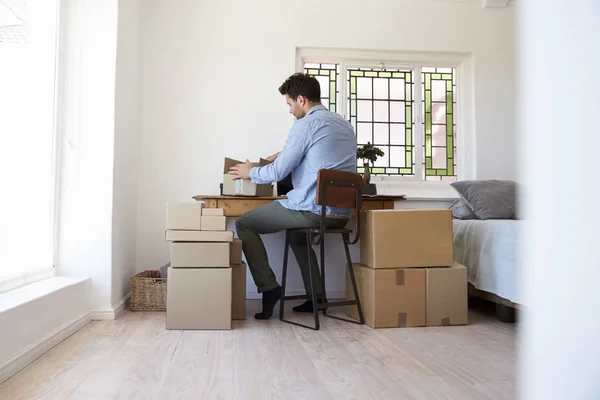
[343,233,364,324]
[307,233,320,330]
[320,233,327,315]
[279,230,291,321]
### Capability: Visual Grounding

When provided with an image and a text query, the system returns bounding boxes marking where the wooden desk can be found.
[192,195,405,217]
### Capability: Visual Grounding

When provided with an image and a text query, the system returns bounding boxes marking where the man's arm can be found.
[250,123,310,184]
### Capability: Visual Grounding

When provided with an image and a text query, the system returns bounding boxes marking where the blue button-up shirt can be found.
[249,105,356,217]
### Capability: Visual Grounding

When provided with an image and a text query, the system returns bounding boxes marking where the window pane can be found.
[390,124,405,145]
[373,78,389,100]
[356,122,372,145]
[390,146,406,168]
[357,77,371,99]
[373,123,388,145]
[373,100,388,122]
[357,100,372,121]
[373,146,389,167]
[422,67,457,180]
[390,101,405,123]
[390,79,404,100]
[0,0,60,280]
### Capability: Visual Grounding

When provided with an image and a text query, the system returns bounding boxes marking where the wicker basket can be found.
[130,270,167,311]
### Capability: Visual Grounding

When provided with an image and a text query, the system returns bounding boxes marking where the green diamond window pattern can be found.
[304,63,339,113]
[348,68,414,176]
[422,67,457,181]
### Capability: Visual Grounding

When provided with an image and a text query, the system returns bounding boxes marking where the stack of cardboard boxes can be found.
[165,202,246,330]
[347,209,468,328]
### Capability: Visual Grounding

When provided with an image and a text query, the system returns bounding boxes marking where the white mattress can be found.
[452,219,522,305]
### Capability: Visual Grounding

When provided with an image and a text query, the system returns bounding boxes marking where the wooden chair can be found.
[279,169,365,330]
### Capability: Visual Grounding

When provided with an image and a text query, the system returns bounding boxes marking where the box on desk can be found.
[166,202,203,230]
[222,157,273,197]
[166,267,232,330]
[360,209,453,269]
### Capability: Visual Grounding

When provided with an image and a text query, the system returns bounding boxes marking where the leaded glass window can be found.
[302,62,458,181]
[304,63,339,113]
[422,67,457,181]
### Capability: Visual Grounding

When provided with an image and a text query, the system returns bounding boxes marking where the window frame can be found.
[297,47,474,183]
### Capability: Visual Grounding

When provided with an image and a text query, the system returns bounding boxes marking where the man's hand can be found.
[265,152,280,162]
[228,160,253,180]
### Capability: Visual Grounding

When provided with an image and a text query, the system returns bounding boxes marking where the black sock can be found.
[254,286,282,320]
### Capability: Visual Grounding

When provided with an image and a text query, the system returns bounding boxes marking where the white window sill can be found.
[0,277,88,313]
[372,179,460,201]
[0,268,56,296]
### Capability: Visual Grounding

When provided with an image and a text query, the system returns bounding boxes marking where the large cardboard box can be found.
[166,267,232,330]
[360,209,453,268]
[426,263,468,326]
[165,230,233,242]
[166,202,203,230]
[230,238,243,264]
[170,242,229,268]
[346,263,426,328]
[222,158,273,197]
[201,215,226,231]
[232,262,247,320]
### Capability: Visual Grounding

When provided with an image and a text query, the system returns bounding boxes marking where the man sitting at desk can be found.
[228,73,356,320]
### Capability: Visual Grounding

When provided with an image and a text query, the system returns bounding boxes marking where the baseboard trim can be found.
[90,293,131,321]
[0,311,91,385]
[246,291,346,300]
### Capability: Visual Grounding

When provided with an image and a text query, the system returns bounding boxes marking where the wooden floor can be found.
[0,300,516,400]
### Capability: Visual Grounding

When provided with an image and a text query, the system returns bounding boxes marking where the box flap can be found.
[224,157,242,174]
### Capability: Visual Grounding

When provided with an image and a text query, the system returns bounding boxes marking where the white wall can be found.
[136,0,516,290]
[518,1,600,399]
[112,0,141,307]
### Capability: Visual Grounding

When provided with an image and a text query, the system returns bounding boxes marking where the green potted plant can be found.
[357,142,385,185]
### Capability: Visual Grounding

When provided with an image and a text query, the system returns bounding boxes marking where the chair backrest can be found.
[316,169,363,210]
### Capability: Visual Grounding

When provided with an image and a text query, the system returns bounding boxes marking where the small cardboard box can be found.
[166,202,203,230]
[170,242,230,268]
[232,262,247,320]
[222,158,273,197]
[360,209,453,269]
[346,263,426,328]
[165,230,233,242]
[201,215,226,231]
[202,208,225,216]
[230,238,243,264]
[426,262,468,326]
[166,267,232,330]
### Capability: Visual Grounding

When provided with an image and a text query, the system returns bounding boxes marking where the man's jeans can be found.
[235,201,348,297]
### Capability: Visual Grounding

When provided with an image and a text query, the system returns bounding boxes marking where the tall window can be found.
[305,62,458,181]
[0,0,61,283]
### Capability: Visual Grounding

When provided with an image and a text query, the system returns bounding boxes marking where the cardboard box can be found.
[222,158,273,197]
[232,262,247,320]
[346,263,426,328]
[201,215,226,231]
[166,267,232,330]
[230,238,243,264]
[165,230,233,242]
[171,242,230,268]
[202,208,225,216]
[360,209,453,268]
[166,202,203,230]
[426,263,468,326]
